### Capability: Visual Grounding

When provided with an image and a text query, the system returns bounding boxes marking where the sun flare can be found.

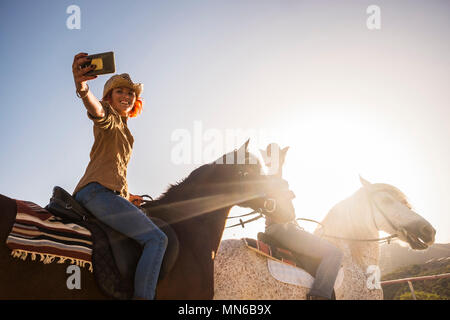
[225,103,432,240]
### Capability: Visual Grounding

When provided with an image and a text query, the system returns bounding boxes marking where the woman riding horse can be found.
[261,143,343,300]
[71,52,167,300]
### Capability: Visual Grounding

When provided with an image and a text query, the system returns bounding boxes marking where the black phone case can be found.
[82,51,116,76]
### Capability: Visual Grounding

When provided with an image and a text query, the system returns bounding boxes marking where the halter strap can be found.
[364,188,403,236]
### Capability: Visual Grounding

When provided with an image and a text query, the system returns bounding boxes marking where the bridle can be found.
[364,187,406,238]
[304,187,404,244]
[225,198,280,229]
[225,169,295,229]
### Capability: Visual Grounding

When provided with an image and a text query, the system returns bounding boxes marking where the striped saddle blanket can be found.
[6,200,93,271]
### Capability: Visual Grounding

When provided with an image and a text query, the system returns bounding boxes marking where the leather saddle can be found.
[257,232,319,277]
[45,186,179,299]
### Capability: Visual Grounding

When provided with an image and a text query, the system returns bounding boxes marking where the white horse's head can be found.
[358,176,436,250]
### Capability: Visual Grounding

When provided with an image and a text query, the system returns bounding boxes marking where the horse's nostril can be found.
[421,225,436,243]
[425,225,435,235]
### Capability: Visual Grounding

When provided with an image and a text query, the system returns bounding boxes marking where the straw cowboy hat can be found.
[102,73,143,100]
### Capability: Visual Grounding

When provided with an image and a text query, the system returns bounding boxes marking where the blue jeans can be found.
[74,182,168,299]
[265,221,343,299]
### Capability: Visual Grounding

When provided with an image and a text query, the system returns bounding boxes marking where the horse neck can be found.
[316,189,381,269]
[330,237,380,272]
[201,206,234,255]
[168,201,233,264]
[149,166,262,255]
[150,185,242,255]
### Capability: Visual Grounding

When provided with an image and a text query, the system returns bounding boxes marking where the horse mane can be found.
[369,183,412,209]
[145,163,213,209]
[142,151,263,222]
[154,151,263,204]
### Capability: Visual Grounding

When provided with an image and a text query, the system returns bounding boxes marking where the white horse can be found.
[213,177,436,299]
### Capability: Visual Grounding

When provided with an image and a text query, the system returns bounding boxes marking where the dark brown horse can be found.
[0,141,295,299]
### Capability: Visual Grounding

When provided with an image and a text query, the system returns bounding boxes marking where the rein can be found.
[224,186,401,244]
[225,210,264,229]
[297,217,398,244]
[225,198,278,229]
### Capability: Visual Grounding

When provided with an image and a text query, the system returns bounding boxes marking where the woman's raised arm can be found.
[72,52,105,118]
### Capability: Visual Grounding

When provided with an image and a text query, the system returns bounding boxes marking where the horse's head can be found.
[209,139,296,224]
[359,176,436,250]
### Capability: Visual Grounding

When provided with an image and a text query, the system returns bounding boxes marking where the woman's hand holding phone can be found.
[72,52,104,118]
[72,52,98,93]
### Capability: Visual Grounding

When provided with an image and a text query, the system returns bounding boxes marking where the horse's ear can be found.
[237,138,250,153]
[244,138,250,150]
[281,146,289,157]
[359,175,371,187]
[259,148,268,164]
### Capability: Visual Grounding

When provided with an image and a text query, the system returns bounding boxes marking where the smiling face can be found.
[109,86,136,117]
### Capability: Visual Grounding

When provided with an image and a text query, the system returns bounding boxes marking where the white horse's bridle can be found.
[363,187,407,240]
[299,187,402,244]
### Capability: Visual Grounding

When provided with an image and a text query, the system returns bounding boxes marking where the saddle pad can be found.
[267,259,315,288]
[243,238,315,287]
[244,238,345,289]
[6,200,93,271]
[267,260,345,290]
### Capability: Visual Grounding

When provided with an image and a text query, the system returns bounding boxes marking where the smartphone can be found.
[81,51,116,76]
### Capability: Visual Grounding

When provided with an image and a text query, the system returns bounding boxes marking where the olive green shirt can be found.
[73,101,134,199]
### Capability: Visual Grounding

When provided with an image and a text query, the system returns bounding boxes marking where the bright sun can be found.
[223,104,427,241]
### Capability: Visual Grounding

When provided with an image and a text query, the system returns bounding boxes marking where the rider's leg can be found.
[75,182,168,300]
[265,222,342,299]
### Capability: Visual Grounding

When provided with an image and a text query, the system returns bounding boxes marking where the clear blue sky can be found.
[1,1,449,243]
